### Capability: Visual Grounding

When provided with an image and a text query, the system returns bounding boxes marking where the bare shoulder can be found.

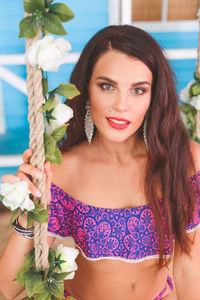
[51,141,89,188]
[190,140,200,171]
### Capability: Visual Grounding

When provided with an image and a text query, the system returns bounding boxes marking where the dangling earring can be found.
[143,117,148,150]
[85,101,94,145]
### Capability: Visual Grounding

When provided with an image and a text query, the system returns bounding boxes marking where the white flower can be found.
[179,80,195,103]
[44,96,73,134]
[0,181,35,211]
[190,95,200,111]
[56,244,79,280]
[25,36,71,71]
[180,80,200,111]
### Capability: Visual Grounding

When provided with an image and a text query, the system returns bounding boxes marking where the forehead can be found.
[91,50,152,83]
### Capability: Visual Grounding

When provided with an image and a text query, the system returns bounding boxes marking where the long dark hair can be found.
[62,25,196,267]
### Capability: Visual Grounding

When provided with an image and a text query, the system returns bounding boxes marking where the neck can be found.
[91,132,146,164]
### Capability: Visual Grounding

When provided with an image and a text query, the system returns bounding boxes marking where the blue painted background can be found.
[0,0,198,179]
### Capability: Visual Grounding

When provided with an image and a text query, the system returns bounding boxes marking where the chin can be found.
[103,132,135,143]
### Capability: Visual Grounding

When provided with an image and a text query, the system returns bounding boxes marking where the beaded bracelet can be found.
[12,217,34,239]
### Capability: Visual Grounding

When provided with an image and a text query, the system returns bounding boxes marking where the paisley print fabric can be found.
[153,275,174,300]
[48,171,200,262]
[187,171,200,232]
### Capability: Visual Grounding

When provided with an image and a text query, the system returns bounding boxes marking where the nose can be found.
[113,91,129,112]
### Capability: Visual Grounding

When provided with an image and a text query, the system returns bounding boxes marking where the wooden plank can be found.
[168,0,198,20]
[132,0,162,21]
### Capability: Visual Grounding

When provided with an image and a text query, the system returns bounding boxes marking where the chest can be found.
[66,159,147,209]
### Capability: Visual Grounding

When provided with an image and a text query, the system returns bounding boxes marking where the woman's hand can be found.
[1,149,53,227]
[1,148,53,204]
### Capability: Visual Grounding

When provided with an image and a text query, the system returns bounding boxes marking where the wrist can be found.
[12,217,34,239]
[18,214,33,228]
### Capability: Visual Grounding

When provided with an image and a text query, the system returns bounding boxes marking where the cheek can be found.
[131,96,151,116]
[90,92,110,116]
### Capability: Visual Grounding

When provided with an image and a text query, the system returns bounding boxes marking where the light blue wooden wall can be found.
[151,31,197,95]
[0,0,109,178]
[0,0,109,146]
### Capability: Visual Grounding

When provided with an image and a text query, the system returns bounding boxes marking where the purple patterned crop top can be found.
[48,171,200,263]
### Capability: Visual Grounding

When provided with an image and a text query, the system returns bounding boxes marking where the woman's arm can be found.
[0,149,54,299]
[0,227,55,299]
[173,141,200,299]
[173,228,200,300]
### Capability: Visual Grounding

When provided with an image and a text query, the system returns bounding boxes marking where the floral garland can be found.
[179,8,200,144]
[180,72,200,143]
[0,0,80,299]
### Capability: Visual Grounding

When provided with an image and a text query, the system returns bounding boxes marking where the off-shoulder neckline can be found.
[51,170,200,211]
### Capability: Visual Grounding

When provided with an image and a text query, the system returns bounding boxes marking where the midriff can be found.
[64,253,171,300]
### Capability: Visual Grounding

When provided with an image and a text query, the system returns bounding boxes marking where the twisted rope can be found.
[25,34,49,269]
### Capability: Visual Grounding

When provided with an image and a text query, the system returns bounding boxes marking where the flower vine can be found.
[0,0,80,299]
[180,72,200,143]
[179,8,200,143]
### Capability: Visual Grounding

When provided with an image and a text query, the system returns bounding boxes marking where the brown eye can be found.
[100,83,116,91]
[135,88,145,95]
[130,87,145,95]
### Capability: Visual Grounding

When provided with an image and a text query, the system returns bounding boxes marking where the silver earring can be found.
[85,101,94,145]
[143,118,148,150]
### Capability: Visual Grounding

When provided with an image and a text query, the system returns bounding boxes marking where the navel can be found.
[131,281,137,289]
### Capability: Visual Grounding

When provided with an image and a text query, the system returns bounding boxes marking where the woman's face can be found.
[88,50,152,144]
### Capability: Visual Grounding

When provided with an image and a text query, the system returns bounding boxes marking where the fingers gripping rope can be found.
[25,35,49,269]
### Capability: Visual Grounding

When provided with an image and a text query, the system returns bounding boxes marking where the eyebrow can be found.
[96,76,151,86]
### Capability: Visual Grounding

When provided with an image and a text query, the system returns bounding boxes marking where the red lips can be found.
[106,117,131,123]
[106,117,131,130]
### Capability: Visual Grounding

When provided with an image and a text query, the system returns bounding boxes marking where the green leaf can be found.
[49,3,74,22]
[9,208,20,228]
[28,210,49,223]
[51,125,67,142]
[35,291,50,300]
[42,93,55,113]
[43,13,67,35]
[19,16,41,39]
[35,278,64,299]
[42,77,48,98]
[180,102,196,114]
[45,139,56,156]
[23,250,35,271]
[187,111,195,126]
[23,0,45,13]
[28,204,49,223]
[24,268,42,296]
[15,268,25,285]
[29,203,46,215]
[27,213,34,229]
[44,131,55,145]
[45,278,64,298]
[52,272,70,281]
[48,248,56,267]
[190,82,200,96]
[50,147,62,165]
[53,83,80,99]
[34,279,48,293]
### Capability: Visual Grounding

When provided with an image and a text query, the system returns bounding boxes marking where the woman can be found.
[0,25,200,300]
